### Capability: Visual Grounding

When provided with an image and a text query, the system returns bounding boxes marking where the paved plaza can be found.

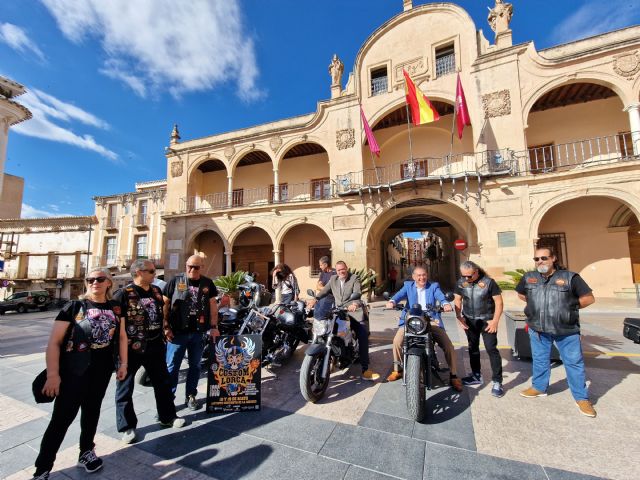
[1,295,639,480]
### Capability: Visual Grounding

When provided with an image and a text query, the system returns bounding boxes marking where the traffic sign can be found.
[453,239,467,251]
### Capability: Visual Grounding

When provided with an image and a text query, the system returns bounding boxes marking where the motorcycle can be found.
[384,292,453,422]
[299,289,362,403]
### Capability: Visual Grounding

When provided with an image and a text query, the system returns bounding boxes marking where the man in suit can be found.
[385,266,463,391]
[312,261,380,381]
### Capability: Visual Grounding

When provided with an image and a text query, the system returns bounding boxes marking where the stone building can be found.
[0,216,96,300]
[0,75,30,219]
[90,180,166,276]
[161,1,640,297]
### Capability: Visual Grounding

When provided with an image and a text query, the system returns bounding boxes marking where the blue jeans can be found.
[166,332,205,399]
[528,329,588,401]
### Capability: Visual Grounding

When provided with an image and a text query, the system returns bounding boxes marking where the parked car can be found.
[0,290,52,314]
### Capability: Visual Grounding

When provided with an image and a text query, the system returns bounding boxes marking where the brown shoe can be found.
[386,371,402,382]
[576,400,596,418]
[450,377,463,392]
[520,387,547,398]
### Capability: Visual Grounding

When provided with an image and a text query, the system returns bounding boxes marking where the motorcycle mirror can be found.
[306,289,316,298]
[349,292,361,301]
[444,292,455,302]
[244,274,254,282]
[382,292,390,300]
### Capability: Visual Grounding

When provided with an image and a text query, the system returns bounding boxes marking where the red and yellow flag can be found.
[403,69,440,125]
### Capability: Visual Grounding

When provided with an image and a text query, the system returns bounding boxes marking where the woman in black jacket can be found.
[32,268,127,479]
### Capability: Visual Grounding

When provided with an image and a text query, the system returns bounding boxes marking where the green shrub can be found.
[213,271,247,293]
[349,267,377,296]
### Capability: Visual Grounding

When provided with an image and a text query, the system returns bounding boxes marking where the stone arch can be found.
[529,187,640,241]
[276,137,328,169]
[229,147,274,175]
[227,222,277,249]
[186,224,230,253]
[609,205,637,228]
[188,153,229,179]
[522,74,632,127]
[274,216,333,248]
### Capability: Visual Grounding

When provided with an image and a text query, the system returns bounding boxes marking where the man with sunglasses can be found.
[515,247,596,417]
[163,255,218,411]
[114,260,185,445]
[453,261,504,397]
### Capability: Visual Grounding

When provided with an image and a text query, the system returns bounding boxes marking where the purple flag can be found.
[360,105,380,157]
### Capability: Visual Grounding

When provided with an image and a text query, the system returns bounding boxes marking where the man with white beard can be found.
[515,247,596,417]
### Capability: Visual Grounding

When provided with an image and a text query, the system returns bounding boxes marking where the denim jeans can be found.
[528,329,588,401]
[166,332,205,399]
[349,318,370,371]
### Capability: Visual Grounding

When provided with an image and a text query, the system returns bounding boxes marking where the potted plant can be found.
[213,271,247,306]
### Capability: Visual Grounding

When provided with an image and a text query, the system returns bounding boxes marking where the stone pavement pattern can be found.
[1,302,639,480]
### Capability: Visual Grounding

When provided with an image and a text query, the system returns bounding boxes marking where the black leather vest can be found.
[169,274,212,333]
[458,276,495,321]
[123,283,164,353]
[522,270,580,335]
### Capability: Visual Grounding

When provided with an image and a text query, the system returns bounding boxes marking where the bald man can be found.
[163,255,219,411]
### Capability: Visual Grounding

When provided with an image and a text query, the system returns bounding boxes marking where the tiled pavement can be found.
[1,306,639,480]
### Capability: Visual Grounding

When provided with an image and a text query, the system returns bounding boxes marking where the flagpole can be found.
[405,103,414,163]
[448,103,457,167]
[360,105,381,184]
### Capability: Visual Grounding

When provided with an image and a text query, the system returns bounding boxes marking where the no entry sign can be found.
[454,239,467,251]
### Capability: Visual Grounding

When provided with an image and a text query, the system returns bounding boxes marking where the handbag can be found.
[32,301,89,403]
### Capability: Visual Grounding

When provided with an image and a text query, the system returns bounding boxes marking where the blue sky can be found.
[2,0,639,218]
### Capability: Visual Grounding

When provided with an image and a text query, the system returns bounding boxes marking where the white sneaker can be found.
[122,428,137,444]
[160,417,186,428]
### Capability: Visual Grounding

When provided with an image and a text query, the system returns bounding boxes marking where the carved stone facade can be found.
[224,145,235,160]
[482,89,511,118]
[269,136,283,153]
[394,57,427,83]
[170,160,183,178]
[613,51,640,80]
[336,129,356,150]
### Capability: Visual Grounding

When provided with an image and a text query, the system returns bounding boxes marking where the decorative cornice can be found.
[0,216,97,233]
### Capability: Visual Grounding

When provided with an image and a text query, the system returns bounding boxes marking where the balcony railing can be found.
[180,181,335,214]
[371,76,388,96]
[92,255,119,268]
[336,131,640,193]
[135,214,149,227]
[435,52,456,77]
[102,216,118,230]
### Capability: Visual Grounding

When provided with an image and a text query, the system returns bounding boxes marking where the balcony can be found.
[371,76,388,96]
[92,255,119,268]
[180,181,335,214]
[435,52,456,77]
[102,216,118,231]
[335,132,640,194]
[135,214,149,228]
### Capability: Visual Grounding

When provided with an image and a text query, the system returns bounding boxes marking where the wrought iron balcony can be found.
[371,76,388,96]
[102,216,118,230]
[435,52,456,77]
[135,214,149,227]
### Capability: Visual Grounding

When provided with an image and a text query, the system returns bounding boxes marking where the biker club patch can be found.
[478,282,486,288]
[526,277,538,284]
[555,279,566,286]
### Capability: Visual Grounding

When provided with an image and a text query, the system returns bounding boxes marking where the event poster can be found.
[207,334,262,413]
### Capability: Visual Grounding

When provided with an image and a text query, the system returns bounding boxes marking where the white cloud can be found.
[13,89,118,162]
[0,23,45,61]
[551,1,640,45]
[21,203,73,218]
[40,0,262,101]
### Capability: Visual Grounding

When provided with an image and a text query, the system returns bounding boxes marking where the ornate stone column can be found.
[273,169,279,202]
[227,175,233,207]
[624,103,640,155]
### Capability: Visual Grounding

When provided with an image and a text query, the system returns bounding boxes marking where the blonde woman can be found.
[32,268,127,479]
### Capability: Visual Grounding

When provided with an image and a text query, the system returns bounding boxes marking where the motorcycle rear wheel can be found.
[405,354,426,422]
[299,353,330,403]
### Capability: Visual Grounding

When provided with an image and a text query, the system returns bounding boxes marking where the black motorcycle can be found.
[299,290,361,403]
[385,293,453,422]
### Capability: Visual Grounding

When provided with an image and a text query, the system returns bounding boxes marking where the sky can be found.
[2,0,639,218]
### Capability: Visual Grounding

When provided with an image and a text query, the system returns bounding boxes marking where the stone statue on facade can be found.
[328,54,344,86]
[487,0,513,34]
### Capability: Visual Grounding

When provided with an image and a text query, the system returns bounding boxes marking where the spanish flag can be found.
[403,69,440,125]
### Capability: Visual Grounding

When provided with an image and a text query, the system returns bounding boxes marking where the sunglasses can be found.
[187,265,201,270]
[140,269,156,274]
[533,256,550,262]
[86,276,107,284]
[461,274,475,279]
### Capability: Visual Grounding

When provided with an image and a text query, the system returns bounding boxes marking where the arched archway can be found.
[365,197,480,290]
[537,195,640,296]
[361,102,473,185]
[229,226,275,287]
[277,142,329,202]
[278,223,332,294]
[186,157,228,210]
[188,229,226,278]
[525,81,631,172]
[230,150,273,207]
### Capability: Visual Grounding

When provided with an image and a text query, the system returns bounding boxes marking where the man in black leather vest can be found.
[454,261,504,397]
[163,255,219,411]
[516,247,596,417]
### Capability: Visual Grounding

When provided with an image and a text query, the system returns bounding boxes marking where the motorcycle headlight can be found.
[406,316,427,335]
[312,319,331,336]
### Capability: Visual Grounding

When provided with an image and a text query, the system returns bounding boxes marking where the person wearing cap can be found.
[385,266,462,392]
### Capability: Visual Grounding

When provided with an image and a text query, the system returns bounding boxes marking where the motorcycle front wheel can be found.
[405,354,426,422]
[299,352,330,403]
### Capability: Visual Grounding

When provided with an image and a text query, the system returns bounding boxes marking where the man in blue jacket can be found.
[385,266,463,391]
